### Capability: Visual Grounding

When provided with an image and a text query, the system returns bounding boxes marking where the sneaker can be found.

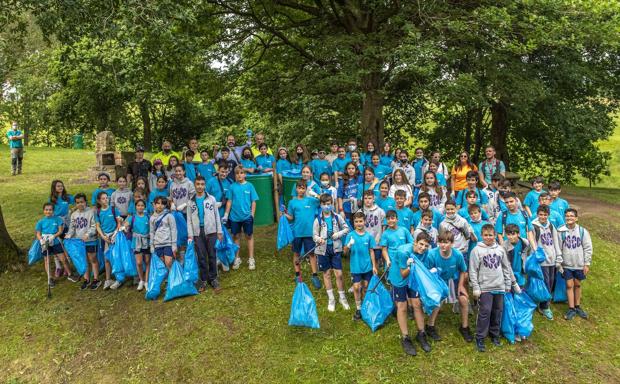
[67,273,80,283]
[339,298,350,310]
[103,279,114,290]
[80,280,90,290]
[248,258,256,270]
[353,309,362,321]
[90,280,102,290]
[401,336,417,356]
[541,308,554,320]
[564,308,577,320]
[11,170,16,176]
[232,257,241,270]
[110,280,122,290]
[327,299,336,312]
[348,286,354,294]
[459,326,474,343]
[491,337,502,347]
[54,268,62,279]
[210,279,222,293]
[425,325,441,341]
[221,262,230,272]
[197,280,208,293]
[311,275,322,289]
[515,335,522,342]
[475,338,486,352]
[575,307,588,319]
[416,331,432,353]
[136,281,145,291]
[48,279,56,288]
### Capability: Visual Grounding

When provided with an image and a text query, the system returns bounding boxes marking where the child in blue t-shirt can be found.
[91,172,116,206]
[123,199,150,291]
[455,171,488,211]
[285,180,321,289]
[376,181,396,213]
[466,205,489,264]
[393,190,414,233]
[310,150,332,183]
[425,231,473,343]
[495,192,535,247]
[224,166,259,270]
[429,161,447,187]
[240,147,257,174]
[344,211,382,320]
[356,167,381,200]
[412,192,444,230]
[369,153,392,181]
[523,176,545,217]
[183,150,198,182]
[538,192,565,228]
[255,143,275,174]
[317,172,339,212]
[49,179,74,232]
[206,164,232,218]
[412,148,429,189]
[94,191,122,290]
[548,181,570,218]
[36,203,78,286]
[458,190,490,221]
[196,149,217,181]
[291,165,321,198]
[148,176,169,214]
[337,162,363,223]
[276,147,293,175]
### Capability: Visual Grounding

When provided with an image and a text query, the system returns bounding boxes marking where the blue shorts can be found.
[230,217,254,236]
[154,246,173,258]
[392,285,420,302]
[318,245,342,271]
[42,243,63,256]
[373,249,383,264]
[563,268,586,281]
[352,271,373,283]
[292,237,315,255]
[134,248,151,255]
[85,245,97,254]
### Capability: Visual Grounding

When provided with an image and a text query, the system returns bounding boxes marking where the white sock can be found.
[326,289,335,302]
[356,301,362,310]
[54,256,61,269]
[338,290,347,301]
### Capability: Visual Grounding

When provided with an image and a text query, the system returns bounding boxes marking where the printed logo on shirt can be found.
[539,231,553,246]
[172,188,188,200]
[117,196,128,205]
[75,217,89,229]
[244,190,250,194]
[564,235,582,249]
[482,253,501,269]
[365,214,379,228]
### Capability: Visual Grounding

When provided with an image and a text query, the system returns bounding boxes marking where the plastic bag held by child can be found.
[288,281,320,329]
[183,242,199,284]
[513,292,537,338]
[164,260,199,301]
[106,235,127,282]
[409,260,444,315]
[501,293,518,344]
[524,247,546,279]
[553,271,567,303]
[215,227,238,267]
[145,255,168,300]
[28,240,42,265]
[277,214,294,251]
[172,211,188,247]
[526,276,551,303]
[117,232,137,277]
[64,238,87,276]
[361,275,394,332]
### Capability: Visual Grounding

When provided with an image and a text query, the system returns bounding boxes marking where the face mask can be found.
[348,145,357,152]
[321,181,330,188]
[280,154,287,159]
[446,213,456,220]
[321,205,332,212]
[244,154,251,159]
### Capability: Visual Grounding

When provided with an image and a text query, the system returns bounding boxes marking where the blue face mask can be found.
[321,181,330,188]
[321,205,332,212]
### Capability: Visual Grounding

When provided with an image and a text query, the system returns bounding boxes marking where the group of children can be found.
[33,140,593,355]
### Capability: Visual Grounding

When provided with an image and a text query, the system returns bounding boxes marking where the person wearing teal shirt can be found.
[255,143,276,174]
[310,154,332,183]
[523,176,545,217]
[91,172,116,206]
[332,147,349,182]
[376,181,396,212]
[412,148,429,188]
[36,203,79,285]
[369,153,392,181]
[206,164,232,217]
[495,192,535,246]
[6,121,24,176]
[548,181,569,218]
[412,192,444,230]
[466,205,489,263]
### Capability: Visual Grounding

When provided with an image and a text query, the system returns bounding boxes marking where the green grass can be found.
[1,146,620,383]
[576,115,620,189]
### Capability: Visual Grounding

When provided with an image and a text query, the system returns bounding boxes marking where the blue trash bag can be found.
[288,281,320,329]
[172,211,188,247]
[408,261,443,315]
[145,255,169,300]
[183,242,199,284]
[361,275,394,332]
[513,292,537,337]
[96,242,106,272]
[501,293,517,344]
[215,227,238,267]
[116,233,137,277]
[277,214,294,251]
[430,268,449,302]
[553,271,567,303]
[164,260,198,301]
[106,237,126,282]
[524,250,545,279]
[28,240,42,265]
[64,238,87,276]
[526,276,551,303]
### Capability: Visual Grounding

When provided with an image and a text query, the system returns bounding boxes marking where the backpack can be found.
[481,159,501,179]
[96,206,118,231]
[501,209,529,235]
[533,221,558,244]
[560,226,585,248]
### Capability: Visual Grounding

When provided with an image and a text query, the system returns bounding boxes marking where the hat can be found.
[135,145,145,152]
[153,159,163,165]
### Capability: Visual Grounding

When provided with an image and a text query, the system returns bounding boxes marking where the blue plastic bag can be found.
[64,238,87,276]
[526,276,551,303]
[501,293,517,344]
[164,260,198,301]
[96,242,106,272]
[553,271,567,302]
[408,260,443,315]
[276,214,294,251]
[361,275,394,332]
[117,233,137,277]
[430,269,449,302]
[145,255,169,300]
[28,240,42,265]
[215,227,238,267]
[524,248,545,279]
[106,235,127,282]
[288,281,320,329]
[183,242,199,283]
[172,211,188,247]
[513,292,537,337]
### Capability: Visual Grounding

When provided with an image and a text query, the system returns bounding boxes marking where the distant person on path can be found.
[127,145,152,187]
[151,140,181,167]
[6,121,24,176]
[478,146,506,187]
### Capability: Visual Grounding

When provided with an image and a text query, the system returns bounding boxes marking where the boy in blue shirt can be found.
[376,181,396,212]
[458,190,490,221]
[285,180,321,289]
[412,192,443,230]
[523,176,545,217]
[548,181,570,218]
[466,205,489,264]
[91,172,116,206]
[255,143,275,174]
[425,231,473,343]
[332,146,349,186]
[206,163,232,218]
[7,121,24,175]
[223,166,259,270]
[455,171,488,211]
[538,192,565,228]
[196,149,217,180]
[393,190,414,233]
[495,192,536,247]
[183,150,198,182]
[310,150,332,183]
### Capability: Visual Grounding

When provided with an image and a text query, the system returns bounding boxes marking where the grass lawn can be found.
[1,146,620,383]
[576,114,620,189]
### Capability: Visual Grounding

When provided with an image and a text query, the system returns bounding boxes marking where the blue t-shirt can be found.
[184,163,197,182]
[206,177,231,216]
[240,159,257,172]
[337,176,362,213]
[356,182,381,200]
[436,173,447,187]
[276,159,292,174]
[291,159,305,172]
[370,164,392,181]
[345,231,376,274]
[310,159,332,182]
[412,158,428,186]
[287,197,320,238]
[325,215,334,245]
[6,129,23,148]
[332,158,349,177]
[50,194,75,221]
[412,208,443,230]
[196,162,216,180]
[495,210,533,238]
[255,154,275,172]
[523,189,544,215]
[390,243,422,287]
[456,188,489,208]
[361,152,377,166]
[95,206,119,234]
[226,181,259,222]
[91,187,116,206]
[380,227,413,252]
[128,213,149,235]
[379,154,394,167]
[550,197,569,218]
[376,196,397,213]
[291,180,321,197]
[35,216,63,245]
[458,205,489,221]
[549,209,565,228]
[196,195,206,226]
[479,159,506,184]
[148,188,169,207]
[395,207,414,230]
[426,247,467,282]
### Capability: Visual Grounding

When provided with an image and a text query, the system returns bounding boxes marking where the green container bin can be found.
[73,134,84,149]
[281,172,302,207]
[247,174,275,226]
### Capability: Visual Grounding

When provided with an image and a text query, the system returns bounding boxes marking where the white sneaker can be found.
[222,263,230,272]
[103,279,114,290]
[327,299,336,312]
[110,280,122,290]
[136,281,145,291]
[232,257,241,270]
[347,286,354,294]
[339,298,351,310]
[515,335,522,342]
[248,258,256,270]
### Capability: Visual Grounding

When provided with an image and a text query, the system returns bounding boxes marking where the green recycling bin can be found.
[73,134,84,149]
[281,170,302,207]
[247,173,275,226]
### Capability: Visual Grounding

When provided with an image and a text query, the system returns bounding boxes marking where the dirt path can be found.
[563,191,620,244]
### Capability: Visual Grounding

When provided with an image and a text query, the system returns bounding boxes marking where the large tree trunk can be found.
[490,100,510,170]
[0,204,22,272]
[360,73,385,148]
[140,102,152,151]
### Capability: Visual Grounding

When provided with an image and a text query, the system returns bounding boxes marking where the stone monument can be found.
[89,131,135,181]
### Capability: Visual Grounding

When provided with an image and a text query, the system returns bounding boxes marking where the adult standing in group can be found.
[6,121,24,176]
[214,134,250,163]
[250,132,273,158]
[325,141,339,164]
[451,151,478,194]
[185,138,201,163]
[127,145,152,187]
[478,146,506,187]
[151,140,181,166]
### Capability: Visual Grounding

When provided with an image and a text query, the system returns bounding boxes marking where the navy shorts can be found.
[352,271,373,283]
[134,248,151,255]
[154,246,174,258]
[373,249,383,264]
[230,217,254,236]
[42,243,64,256]
[292,237,315,255]
[563,268,586,281]
[392,285,419,302]
[85,245,97,254]
[318,245,342,271]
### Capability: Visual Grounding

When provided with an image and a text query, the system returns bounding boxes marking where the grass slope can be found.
[1,146,620,384]
[576,115,620,189]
